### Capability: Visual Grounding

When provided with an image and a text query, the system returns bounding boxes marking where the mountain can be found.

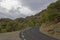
[39,0,60,39]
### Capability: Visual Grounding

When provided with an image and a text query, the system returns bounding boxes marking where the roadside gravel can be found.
[0,31,21,40]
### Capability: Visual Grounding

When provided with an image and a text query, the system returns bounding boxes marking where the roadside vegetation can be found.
[40,0,60,39]
[0,16,41,33]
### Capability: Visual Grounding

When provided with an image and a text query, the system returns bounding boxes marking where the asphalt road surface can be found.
[20,26,60,40]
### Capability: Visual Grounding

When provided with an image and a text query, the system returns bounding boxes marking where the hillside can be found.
[39,0,60,39]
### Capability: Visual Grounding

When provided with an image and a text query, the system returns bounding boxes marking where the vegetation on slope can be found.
[40,0,60,38]
[0,16,41,33]
[41,0,60,23]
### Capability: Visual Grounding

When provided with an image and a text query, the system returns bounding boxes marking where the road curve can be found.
[20,26,60,40]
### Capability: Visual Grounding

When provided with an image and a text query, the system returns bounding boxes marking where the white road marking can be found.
[22,34,24,38]
[24,39,26,40]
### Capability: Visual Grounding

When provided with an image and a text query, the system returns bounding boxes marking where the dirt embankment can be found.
[40,22,60,39]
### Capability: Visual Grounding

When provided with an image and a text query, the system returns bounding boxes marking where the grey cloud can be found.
[0,7,26,19]
[0,0,57,19]
[0,0,2,2]
[20,0,57,11]
[9,9,26,19]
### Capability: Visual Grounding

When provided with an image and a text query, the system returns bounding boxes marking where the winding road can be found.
[20,26,60,40]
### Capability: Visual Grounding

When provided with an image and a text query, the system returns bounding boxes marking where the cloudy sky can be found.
[0,0,57,19]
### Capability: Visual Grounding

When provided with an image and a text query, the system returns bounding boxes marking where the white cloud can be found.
[19,7,34,16]
[0,0,34,18]
[0,0,57,19]
[0,0,22,10]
